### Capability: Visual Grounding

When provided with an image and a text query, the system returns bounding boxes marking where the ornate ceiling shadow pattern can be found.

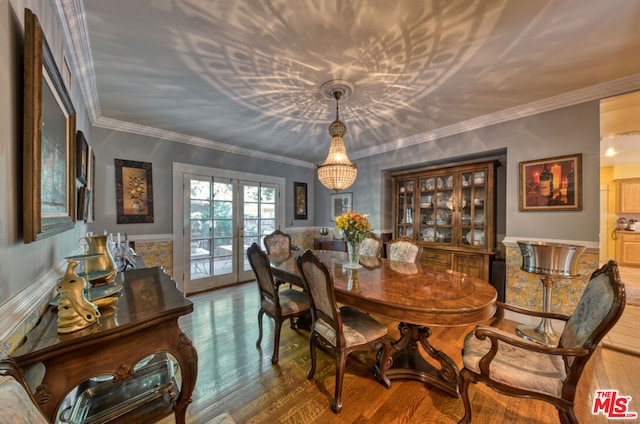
[174,0,505,150]
[58,0,640,165]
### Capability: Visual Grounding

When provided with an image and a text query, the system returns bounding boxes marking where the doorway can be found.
[172,163,285,293]
[599,90,640,355]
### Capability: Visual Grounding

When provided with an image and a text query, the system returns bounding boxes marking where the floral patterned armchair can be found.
[358,234,382,257]
[387,236,423,263]
[458,260,626,424]
[263,230,293,287]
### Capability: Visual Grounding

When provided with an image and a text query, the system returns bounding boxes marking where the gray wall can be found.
[87,126,316,236]
[0,0,91,303]
[315,101,600,243]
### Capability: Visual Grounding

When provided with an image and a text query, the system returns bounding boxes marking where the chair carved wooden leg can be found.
[458,368,474,424]
[307,332,318,380]
[271,318,283,364]
[256,309,265,348]
[332,352,348,413]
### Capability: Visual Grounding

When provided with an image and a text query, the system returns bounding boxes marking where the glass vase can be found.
[345,241,362,269]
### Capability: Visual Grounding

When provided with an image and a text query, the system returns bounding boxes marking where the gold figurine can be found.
[56,258,100,333]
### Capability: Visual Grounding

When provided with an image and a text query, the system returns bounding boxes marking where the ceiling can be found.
[57,0,640,167]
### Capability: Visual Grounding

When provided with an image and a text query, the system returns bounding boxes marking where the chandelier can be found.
[317,80,357,191]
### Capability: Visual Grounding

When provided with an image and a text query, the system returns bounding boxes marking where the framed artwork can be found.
[293,182,307,220]
[77,186,85,221]
[23,9,77,243]
[520,153,582,211]
[76,130,88,185]
[89,150,96,222]
[115,159,154,223]
[330,192,353,221]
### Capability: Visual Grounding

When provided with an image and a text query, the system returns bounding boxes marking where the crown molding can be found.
[351,72,640,160]
[94,116,316,169]
[56,0,101,124]
[56,0,640,167]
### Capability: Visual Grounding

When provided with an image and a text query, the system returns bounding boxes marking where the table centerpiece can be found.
[335,211,371,269]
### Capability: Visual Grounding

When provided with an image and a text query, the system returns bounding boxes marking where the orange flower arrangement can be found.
[335,211,371,244]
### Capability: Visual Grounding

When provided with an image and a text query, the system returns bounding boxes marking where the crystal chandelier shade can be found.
[317,81,357,191]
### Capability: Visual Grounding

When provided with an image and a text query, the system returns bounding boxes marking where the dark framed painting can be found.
[76,130,88,185]
[23,9,77,243]
[115,159,154,223]
[519,153,582,211]
[330,192,352,221]
[89,150,96,222]
[294,182,307,220]
[77,186,85,221]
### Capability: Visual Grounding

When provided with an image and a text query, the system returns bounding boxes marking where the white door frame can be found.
[173,162,285,292]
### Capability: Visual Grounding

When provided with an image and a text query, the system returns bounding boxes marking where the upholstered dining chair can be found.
[358,233,382,257]
[296,249,391,414]
[263,229,293,287]
[458,260,626,424]
[387,236,423,263]
[247,243,311,364]
[263,229,291,256]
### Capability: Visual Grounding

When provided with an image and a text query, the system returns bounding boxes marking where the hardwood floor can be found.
[158,281,640,424]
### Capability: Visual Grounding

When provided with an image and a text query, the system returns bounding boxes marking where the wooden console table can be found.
[314,238,347,252]
[10,267,198,424]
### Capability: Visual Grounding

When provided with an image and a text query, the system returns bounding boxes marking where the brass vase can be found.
[80,235,117,285]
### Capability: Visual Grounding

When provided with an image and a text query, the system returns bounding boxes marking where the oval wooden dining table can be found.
[269,250,497,396]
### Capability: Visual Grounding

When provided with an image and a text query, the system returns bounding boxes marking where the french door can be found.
[183,174,280,293]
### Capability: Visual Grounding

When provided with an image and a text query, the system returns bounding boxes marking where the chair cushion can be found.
[0,375,49,423]
[261,289,310,316]
[463,325,566,398]
[314,306,387,348]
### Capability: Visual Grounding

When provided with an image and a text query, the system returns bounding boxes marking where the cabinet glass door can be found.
[419,173,453,245]
[460,170,487,247]
[396,178,415,238]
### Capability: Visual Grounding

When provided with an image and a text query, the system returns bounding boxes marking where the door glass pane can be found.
[260,186,275,202]
[260,203,275,218]
[190,179,213,279]
[190,180,211,199]
[190,219,211,239]
[214,182,233,201]
[213,220,232,237]
[244,185,259,201]
[190,199,211,219]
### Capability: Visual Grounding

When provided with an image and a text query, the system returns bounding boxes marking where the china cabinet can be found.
[393,160,498,281]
